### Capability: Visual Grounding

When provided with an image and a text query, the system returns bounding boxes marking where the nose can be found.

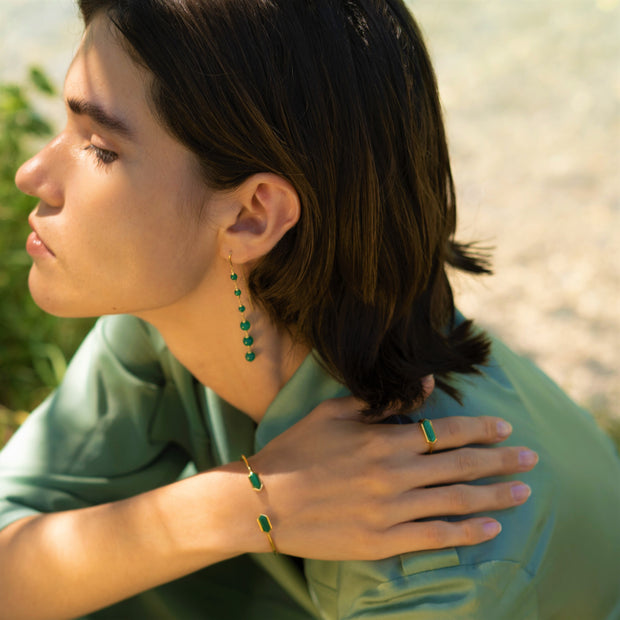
[15,135,65,208]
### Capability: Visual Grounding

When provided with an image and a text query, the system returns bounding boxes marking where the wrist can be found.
[161,463,271,564]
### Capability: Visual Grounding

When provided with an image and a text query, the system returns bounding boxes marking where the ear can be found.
[219,173,300,264]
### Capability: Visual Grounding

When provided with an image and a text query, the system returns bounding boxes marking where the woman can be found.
[1,1,618,618]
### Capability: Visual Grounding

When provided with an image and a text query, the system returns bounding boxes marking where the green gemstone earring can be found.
[228,253,256,362]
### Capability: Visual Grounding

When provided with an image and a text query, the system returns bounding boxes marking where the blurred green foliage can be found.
[0,68,94,418]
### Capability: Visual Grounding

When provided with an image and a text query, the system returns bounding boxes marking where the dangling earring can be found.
[228,253,256,362]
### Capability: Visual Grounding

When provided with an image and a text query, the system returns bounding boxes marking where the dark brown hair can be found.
[79,0,491,416]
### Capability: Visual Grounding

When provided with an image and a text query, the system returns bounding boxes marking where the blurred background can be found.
[1,0,618,445]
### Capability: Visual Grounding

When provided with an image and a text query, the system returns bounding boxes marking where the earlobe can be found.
[220,173,300,263]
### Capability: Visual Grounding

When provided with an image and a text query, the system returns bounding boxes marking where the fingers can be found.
[381,415,515,453]
[387,481,531,525]
[381,517,503,557]
[423,416,515,452]
[407,446,538,488]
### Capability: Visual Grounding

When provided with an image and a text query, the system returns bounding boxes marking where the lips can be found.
[26,216,55,258]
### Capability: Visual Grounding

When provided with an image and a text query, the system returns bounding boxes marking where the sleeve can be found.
[305,554,539,620]
[0,314,191,532]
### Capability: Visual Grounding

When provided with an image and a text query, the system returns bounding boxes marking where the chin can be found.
[28,269,98,318]
[28,291,92,319]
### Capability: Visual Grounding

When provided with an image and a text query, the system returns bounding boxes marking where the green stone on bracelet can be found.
[238,304,246,313]
[248,471,263,490]
[257,514,272,533]
[243,336,254,347]
[234,288,241,296]
[240,320,251,331]
[245,351,256,362]
[230,273,238,281]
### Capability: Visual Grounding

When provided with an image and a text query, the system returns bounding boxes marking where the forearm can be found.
[0,408,537,618]
[0,462,260,620]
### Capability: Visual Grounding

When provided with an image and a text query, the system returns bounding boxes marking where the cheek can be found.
[127,224,212,292]
[37,153,215,314]
[62,171,187,264]
[120,188,213,284]
[125,170,216,289]
[99,209,213,306]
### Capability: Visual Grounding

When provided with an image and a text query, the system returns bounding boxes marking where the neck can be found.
[134,279,310,424]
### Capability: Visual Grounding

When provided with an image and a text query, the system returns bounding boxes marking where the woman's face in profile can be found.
[15,14,221,319]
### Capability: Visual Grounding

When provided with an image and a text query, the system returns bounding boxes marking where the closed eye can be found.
[84,144,118,167]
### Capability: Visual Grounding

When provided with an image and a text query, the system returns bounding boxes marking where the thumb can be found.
[367,374,435,423]
[419,374,435,403]
[309,375,435,422]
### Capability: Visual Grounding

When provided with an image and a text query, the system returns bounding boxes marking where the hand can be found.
[248,393,537,560]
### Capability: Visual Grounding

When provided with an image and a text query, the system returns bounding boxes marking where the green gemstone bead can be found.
[243,336,254,347]
[248,471,263,490]
[238,304,246,313]
[245,351,256,362]
[234,288,241,296]
[257,514,272,533]
[230,273,238,281]
[240,320,251,331]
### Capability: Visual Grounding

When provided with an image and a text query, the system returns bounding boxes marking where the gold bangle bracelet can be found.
[241,454,263,491]
[257,513,278,554]
[241,455,278,554]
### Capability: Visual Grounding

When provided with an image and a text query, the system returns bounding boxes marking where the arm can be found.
[0,465,265,619]
[0,411,533,620]
[0,317,535,619]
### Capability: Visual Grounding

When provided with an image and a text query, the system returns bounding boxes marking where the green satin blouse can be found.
[1,314,619,619]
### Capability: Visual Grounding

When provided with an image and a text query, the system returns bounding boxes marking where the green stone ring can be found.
[419,418,438,453]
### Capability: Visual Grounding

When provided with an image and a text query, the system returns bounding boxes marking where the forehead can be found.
[64,14,153,140]
[63,13,207,190]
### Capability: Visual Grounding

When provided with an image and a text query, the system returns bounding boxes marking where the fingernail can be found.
[496,420,512,437]
[483,520,502,538]
[519,450,538,467]
[511,483,531,502]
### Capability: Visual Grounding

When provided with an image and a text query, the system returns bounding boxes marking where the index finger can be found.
[385,416,513,454]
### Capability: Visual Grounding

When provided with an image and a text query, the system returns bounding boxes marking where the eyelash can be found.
[85,144,118,167]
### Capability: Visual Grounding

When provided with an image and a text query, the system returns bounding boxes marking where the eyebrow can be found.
[66,97,135,139]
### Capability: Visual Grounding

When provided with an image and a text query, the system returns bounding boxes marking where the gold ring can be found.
[419,418,438,454]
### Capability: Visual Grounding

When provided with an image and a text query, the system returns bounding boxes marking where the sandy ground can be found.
[1,0,619,418]
[412,1,620,419]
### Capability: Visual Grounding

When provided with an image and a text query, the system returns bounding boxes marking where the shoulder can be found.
[303,334,620,619]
